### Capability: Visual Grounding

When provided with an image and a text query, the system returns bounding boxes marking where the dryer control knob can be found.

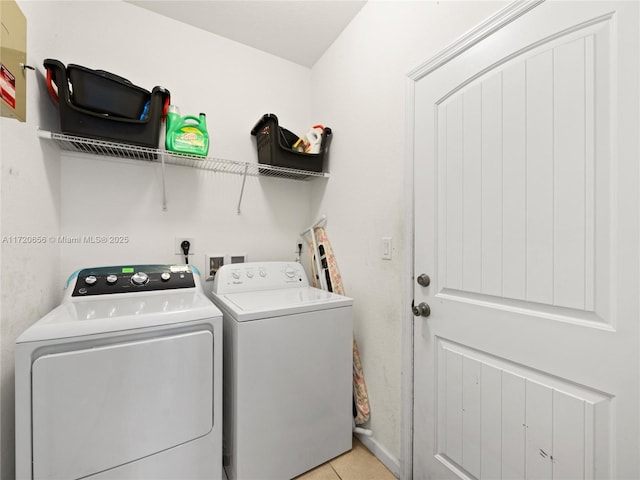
[106,274,118,285]
[161,272,171,281]
[259,268,267,277]
[84,275,97,285]
[131,272,149,286]
[284,266,296,278]
[246,271,254,278]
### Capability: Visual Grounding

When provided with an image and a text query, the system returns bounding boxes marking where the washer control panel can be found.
[212,261,309,294]
[71,265,195,297]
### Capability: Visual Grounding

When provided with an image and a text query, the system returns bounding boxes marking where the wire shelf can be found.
[38,130,329,181]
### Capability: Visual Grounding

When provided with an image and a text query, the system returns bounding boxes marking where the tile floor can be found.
[294,437,397,480]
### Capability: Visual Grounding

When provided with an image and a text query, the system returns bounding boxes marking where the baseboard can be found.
[355,433,400,478]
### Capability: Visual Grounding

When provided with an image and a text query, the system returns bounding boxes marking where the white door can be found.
[411,1,639,479]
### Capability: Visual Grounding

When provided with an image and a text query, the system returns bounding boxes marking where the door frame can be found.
[401,2,546,478]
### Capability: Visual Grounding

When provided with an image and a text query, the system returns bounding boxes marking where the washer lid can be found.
[213,286,352,321]
[16,291,221,343]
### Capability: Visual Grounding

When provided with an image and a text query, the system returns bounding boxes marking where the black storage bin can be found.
[67,64,150,119]
[251,114,331,173]
[43,59,170,149]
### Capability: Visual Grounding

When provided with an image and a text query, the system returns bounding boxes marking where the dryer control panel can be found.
[71,265,195,297]
[212,261,309,294]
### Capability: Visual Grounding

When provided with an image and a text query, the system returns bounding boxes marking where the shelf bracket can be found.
[237,164,249,215]
[161,151,168,211]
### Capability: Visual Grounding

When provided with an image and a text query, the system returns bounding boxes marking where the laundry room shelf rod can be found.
[38,130,329,212]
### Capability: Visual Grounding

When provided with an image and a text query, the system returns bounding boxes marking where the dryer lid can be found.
[16,291,221,343]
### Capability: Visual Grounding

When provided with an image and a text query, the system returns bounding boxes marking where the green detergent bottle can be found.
[165,105,210,156]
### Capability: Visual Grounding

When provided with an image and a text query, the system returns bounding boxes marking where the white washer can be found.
[15,264,223,480]
[211,261,353,480]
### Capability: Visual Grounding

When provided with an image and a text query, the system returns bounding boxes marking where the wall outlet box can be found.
[205,253,225,281]
[229,254,247,264]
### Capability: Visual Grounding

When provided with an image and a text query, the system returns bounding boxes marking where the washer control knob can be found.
[259,268,267,277]
[232,272,240,279]
[84,275,97,285]
[131,272,149,286]
[246,271,254,278]
[284,266,296,278]
[161,272,171,282]
[106,274,118,285]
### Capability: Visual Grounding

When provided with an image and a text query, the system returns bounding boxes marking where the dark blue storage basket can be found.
[251,114,331,173]
[44,59,170,149]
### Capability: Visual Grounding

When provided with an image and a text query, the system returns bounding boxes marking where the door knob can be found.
[417,274,431,287]
[412,301,431,317]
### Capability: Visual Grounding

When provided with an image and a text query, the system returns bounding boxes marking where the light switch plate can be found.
[382,237,392,260]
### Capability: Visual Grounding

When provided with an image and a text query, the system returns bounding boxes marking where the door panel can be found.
[435,339,610,479]
[412,2,638,478]
[435,14,609,324]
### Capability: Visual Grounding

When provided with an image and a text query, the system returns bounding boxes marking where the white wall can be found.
[1,1,317,477]
[46,1,316,281]
[310,0,506,472]
[0,98,60,480]
[0,2,63,474]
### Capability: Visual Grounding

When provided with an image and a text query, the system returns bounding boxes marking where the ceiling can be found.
[126,1,367,68]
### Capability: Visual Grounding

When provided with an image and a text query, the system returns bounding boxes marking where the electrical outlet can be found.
[205,254,225,281]
[229,253,247,264]
[175,237,195,256]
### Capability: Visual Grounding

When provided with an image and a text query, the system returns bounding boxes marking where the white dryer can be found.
[15,264,222,480]
[211,261,353,480]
